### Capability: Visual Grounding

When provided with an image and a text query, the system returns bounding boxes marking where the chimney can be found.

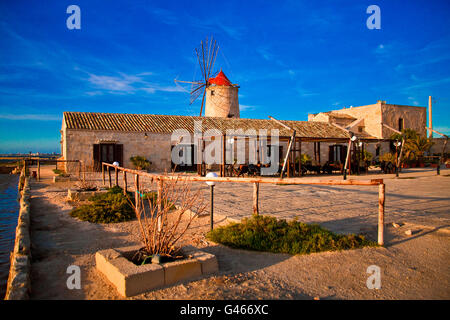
[428,96,433,138]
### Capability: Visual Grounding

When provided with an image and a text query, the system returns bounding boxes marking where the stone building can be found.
[308,100,431,161]
[60,76,442,174]
[60,111,351,173]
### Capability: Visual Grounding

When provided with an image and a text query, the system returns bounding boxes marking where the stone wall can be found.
[63,129,173,172]
[4,170,31,300]
[381,104,427,138]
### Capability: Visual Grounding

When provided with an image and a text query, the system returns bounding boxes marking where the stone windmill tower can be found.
[174,36,240,118]
[205,70,240,118]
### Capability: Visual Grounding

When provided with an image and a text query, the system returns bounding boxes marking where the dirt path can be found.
[28,166,450,299]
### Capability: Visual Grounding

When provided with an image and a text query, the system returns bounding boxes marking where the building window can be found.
[358,126,364,133]
[211,90,215,96]
[398,118,404,131]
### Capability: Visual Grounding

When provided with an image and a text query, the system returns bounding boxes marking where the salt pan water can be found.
[0,174,20,298]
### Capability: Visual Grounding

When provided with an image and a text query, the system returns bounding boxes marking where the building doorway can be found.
[93,143,123,171]
[329,144,347,164]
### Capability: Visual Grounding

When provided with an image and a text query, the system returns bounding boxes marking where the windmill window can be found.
[358,126,364,133]
[211,90,215,96]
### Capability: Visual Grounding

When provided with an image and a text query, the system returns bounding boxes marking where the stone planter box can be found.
[96,245,218,297]
[67,188,107,201]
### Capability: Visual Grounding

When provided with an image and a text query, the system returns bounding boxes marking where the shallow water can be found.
[0,174,20,298]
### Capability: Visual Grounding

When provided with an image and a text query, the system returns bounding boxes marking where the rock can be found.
[392,223,401,228]
[405,230,413,236]
[313,296,320,300]
[151,254,161,264]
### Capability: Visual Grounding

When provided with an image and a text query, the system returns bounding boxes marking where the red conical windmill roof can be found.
[208,70,232,86]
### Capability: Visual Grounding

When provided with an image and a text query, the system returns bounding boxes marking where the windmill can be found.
[174,36,219,117]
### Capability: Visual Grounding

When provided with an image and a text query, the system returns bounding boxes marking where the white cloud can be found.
[0,114,61,121]
[240,104,256,111]
[87,72,185,95]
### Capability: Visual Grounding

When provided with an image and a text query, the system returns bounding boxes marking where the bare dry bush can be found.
[74,164,100,191]
[132,175,207,259]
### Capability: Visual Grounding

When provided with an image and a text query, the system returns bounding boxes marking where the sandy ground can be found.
[28,166,450,300]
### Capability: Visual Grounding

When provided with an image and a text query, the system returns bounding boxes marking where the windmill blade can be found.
[190,88,204,105]
[174,79,203,85]
[189,83,205,104]
[190,83,205,95]
[201,40,208,83]
[195,46,207,84]
[199,89,206,117]
[206,39,219,80]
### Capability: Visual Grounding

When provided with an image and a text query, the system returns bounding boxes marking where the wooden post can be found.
[78,161,82,179]
[83,162,86,183]
[157,179,163,231]
[37,159,40,181]
[102,164,105,186]
[123,171,127,194]
[115,167,118,186]
[253,182,259,215]
[210,185,214,231]
[108,166,112,188]
[378,183,385,246]
[299,139,302,176]
[222,134,226,177]
[134,174,140,213]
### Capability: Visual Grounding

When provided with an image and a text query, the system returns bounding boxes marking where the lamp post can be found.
[344,135,357,180]
[205,172,217,231]
[394,141,401,178]
[357,141,363,175]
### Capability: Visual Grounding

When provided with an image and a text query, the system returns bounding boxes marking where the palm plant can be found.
[390,129,433,163]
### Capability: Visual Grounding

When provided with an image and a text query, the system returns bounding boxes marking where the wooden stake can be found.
[108,166,112,188]
[253,182,259,215]
[134,174,139,212]
[115,167,118,186]
[37,159,40,181]
[157,179,163,231]
[123,171,127,194]
[378,183,385,246]
[102,164,105,186]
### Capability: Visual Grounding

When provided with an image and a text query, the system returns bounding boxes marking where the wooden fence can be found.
[23,159,83,181]
[102,162,386,245]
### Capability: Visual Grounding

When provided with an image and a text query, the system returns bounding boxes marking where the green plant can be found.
[70,186,135,223]
[130,155,152,170]
[360,150,373,162]
[379,152,395,163]
[295,153,312,165]
[390,129,434,163]
[207,215,377,255]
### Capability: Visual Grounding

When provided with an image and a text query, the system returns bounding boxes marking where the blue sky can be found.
[1,0,449,153]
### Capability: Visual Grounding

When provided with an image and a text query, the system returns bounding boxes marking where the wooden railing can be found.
[23,158,83,181]
[101,162,386,245]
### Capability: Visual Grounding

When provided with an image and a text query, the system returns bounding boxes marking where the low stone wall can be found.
[4,174,31,300]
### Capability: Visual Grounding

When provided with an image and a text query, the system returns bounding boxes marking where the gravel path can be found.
[28,166,450,299]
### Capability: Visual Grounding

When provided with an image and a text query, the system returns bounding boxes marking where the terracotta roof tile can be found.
[63,112,350,139]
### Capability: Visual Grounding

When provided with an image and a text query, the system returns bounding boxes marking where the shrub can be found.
[70,186,135,223]
[207,215,377,255]
[130,155,152,170]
